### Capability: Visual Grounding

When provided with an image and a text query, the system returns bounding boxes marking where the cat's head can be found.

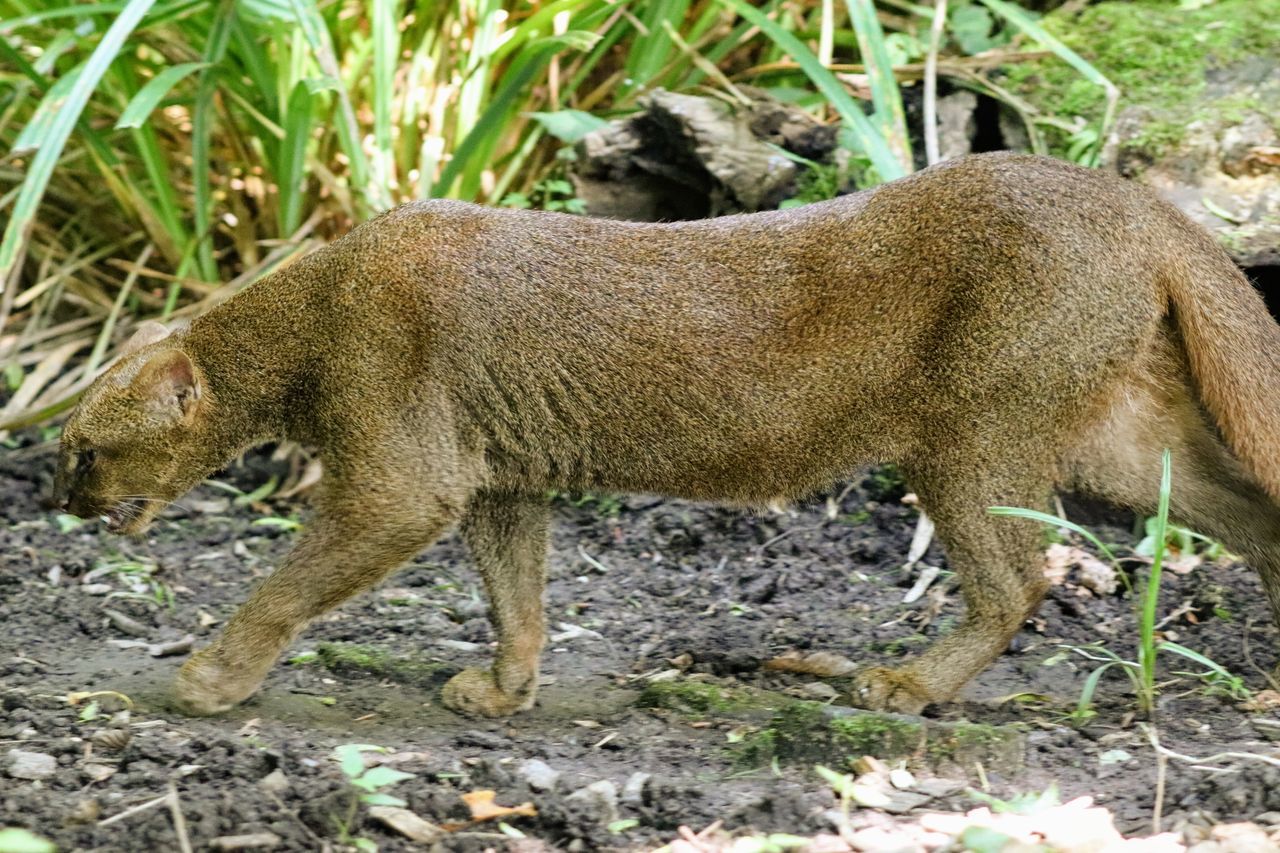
[55,322,211,535]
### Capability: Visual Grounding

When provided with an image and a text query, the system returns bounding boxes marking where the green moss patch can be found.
[637,679,788,720]
[314,642,458,688]
[1001,0,1280,158]
[639,677,1024,773]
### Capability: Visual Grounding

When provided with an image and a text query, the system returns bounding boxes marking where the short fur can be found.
[54,153,1280,716]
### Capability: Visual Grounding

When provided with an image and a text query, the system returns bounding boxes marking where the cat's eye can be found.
[75,448,97,474]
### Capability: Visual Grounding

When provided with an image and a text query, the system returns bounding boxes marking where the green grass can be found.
[1001,0,1280,159]
[992,451,1248,721]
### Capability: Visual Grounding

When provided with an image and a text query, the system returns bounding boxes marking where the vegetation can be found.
[332,743,417,851]
[991,451,1248,723]
[1003,0,1280,158]
[0,0,1117,433]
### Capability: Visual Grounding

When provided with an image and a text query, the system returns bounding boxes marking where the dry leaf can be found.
[1076,554,1118,595]
[763,650,857,677]
[446,789,537,829]
[1043,544,1117,595]
[1043,543,1074,586]
[1164,551,1203,576]
[1240,689,1280,712]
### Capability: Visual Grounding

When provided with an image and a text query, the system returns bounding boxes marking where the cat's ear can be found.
[121,321,173,356]
[132,350,202,422]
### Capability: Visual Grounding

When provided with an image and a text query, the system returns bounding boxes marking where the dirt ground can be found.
[3,437,1280,852]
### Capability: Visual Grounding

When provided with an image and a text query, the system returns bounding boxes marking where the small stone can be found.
[368,806,443,843]
[189,498,231,514]
[67,798,101,823]
[258,768,289,794]
[565,780,619,824]
[621,771,651,805]
[800,682,839,701]
[1188,822,1274,853]
[209,832,282,850]
[7,749,56,780]
[517,758,561,792]
[456,729,507,750]
[889,768,916,790]
[1254,812,1280,826]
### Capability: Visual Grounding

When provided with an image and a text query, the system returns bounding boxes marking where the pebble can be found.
[209,832,283,850]
[621,771,651,805]
[6,749,57,780]
[368,806,443,843]
[517,758,561,791]
[456,729,507,749]
[258,768,290,794]
[565,779,620,824]
[800,682,839,701]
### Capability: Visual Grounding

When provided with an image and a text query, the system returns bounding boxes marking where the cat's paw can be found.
[172,649,261,716]
[441,667,536,717]
[851,666,932,715]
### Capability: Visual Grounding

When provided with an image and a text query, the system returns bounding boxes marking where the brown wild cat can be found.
[53,153,1280,717]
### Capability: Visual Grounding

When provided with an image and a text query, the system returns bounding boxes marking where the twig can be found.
[1242,618,1280,693]
[99,793,171,827]
[755,523,827,555]
[577,544,612,574]
[266,792,326,848]
[905,512,936,567]
[168,782,194,853]
[923,0,948,165]
[1142,722,1280,771]
[1142,723,1167,834]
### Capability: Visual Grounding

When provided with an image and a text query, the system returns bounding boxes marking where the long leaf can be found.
[277,79,314,234]
[843,0,911,172]
[370,0,399,192]
[715,0,904,182]
[115,61,209,128]
[192,0,237,281]
[1138,449,1173,712]
[0,0,157,315]
[987,506,1119,566]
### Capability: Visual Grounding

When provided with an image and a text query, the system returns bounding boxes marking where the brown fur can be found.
[53,153,1280,716]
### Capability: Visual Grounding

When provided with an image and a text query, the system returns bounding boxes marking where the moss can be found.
[637,680,781,718]
[315,642,455,688]
[927,721,1025,773]
[733,703,927,767]
[734,729,779,766]
[1001,0,1280,158]
[830,713,928,758]
[863,465,905,501]
[729,700,829,765]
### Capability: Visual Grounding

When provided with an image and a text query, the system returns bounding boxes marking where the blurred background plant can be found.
[0,0,1113,437]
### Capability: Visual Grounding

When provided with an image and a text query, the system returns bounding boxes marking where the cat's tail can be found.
[1163,218,1280,498]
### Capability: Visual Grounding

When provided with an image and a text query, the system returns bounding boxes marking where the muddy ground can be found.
[3,438,1280,852]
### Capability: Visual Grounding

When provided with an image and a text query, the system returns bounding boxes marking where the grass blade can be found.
[114,61,209,129]
[715,0,905,182]
[843,0,911,172]
[370,0,399,193]
[987,506,1119,566]
[191,0,237,281]
[0,0,157,326]
[1138,449,1173,713]
[277,80,314,234]
[977,0,1118,166]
